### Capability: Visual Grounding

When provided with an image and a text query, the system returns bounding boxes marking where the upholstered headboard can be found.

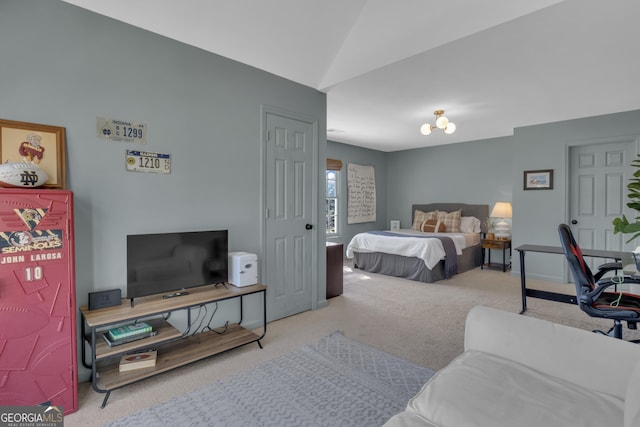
[411,203,490,233]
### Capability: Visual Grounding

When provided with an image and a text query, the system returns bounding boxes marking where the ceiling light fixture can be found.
[420,110,456,136]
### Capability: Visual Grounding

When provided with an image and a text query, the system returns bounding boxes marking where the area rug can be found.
[105,331,434,427]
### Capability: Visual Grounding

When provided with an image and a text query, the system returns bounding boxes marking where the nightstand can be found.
[481,238,511,272]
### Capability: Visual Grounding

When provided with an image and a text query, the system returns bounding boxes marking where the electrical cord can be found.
[192,304,209,335]
[203,302,218,332]
[210,321,229,335]
[203,302,230,335]
[181,304,206,337]
[180,302,230,336]
[610,275,625,307]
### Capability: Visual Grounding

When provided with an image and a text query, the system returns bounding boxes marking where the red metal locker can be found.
[0,189,77,414]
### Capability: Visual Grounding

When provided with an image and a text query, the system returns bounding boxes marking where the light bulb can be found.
[444,122,456,134]
[436,115,449,129]
[420,123,432,135]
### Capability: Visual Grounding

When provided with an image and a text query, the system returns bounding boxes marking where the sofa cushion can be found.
[464,305,639,399]
[384,411,438,427]
[403,350,624,427]
[625,361,640,427]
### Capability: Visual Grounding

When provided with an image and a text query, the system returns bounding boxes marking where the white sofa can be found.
[384,305,640,427]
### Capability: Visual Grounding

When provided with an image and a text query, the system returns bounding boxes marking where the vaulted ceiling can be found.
[63,0,640,152]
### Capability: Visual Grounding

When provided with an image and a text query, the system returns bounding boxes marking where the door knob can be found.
[571,220,578,225]
[305,224,313,230]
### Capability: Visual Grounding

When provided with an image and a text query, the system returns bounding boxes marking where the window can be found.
[326,170,338,234]
[326,158,342,235]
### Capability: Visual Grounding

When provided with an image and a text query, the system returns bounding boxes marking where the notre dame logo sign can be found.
[19,170,39,186]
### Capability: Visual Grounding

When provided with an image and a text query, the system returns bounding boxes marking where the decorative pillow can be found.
[421,218,445,233]
[460,216,481,233]
[436,209,462,232]
[412,210,438,230]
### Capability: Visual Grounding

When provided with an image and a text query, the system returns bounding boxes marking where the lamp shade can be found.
[490,202,512,219]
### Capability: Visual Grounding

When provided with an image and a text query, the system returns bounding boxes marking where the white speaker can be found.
[228,252,258,287]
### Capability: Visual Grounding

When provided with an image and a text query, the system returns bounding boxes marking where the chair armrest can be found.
[593,261,622,281]
[596,275,640,289]
[464,306,640,399]
[588,276,640,304]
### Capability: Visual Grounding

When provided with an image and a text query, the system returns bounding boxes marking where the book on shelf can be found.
[102,330,156,347]
[108,322,152,341]
[119,350,157,372]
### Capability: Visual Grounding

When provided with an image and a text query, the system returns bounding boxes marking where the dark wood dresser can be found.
[326,242,344,299]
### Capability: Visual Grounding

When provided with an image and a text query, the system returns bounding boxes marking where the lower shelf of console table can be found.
[97,324,260,390]
[80,283,267,408]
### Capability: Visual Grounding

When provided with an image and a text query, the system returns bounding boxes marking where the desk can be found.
[515,244,626,313]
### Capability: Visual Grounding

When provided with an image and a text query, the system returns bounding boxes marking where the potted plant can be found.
[612,154,640,242]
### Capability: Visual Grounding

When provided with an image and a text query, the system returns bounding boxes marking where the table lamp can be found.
[491,202,512,239]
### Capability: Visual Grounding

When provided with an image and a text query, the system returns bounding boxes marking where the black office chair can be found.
[558,224,640,339]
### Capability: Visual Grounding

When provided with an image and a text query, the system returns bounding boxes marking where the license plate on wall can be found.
[126,150,171,174]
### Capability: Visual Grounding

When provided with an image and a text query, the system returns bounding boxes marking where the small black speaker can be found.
[88,289,122,310]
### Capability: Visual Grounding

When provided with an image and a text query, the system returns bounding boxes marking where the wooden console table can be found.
[515,244,625,313]
[80,283,266,408]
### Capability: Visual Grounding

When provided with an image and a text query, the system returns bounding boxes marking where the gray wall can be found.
[331,110,640,284]
[512,111,640,281]
[387,136,513,228]
[327,136,512,261]
[326,141,388,250]
[1,1,326,382]
[385,136,514,269]
[6,0,640,386]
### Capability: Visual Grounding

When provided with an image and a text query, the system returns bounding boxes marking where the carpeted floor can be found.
[66,263,640,426]
[104,331,434,427]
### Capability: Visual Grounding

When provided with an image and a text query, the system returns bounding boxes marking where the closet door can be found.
[264,108,317,321]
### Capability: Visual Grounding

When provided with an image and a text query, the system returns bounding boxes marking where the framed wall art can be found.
[523,169,553,190]
[0,119,66,189]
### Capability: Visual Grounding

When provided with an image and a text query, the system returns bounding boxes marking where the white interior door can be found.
[263,109,316,321]
[569,139,637,271]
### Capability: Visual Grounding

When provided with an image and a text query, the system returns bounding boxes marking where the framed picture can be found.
[523,169,553,190]
[0,119,66,189]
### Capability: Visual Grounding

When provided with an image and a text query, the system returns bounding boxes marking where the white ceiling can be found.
[62,0,640,152]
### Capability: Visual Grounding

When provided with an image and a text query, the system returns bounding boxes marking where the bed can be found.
[346,203,489,283]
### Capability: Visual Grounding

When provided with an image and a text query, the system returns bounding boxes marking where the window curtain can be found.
[327,158,343,171]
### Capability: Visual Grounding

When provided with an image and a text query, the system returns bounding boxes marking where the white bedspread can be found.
[345,229,479,270]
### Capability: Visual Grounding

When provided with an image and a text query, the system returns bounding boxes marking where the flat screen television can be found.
[126,230,228,300]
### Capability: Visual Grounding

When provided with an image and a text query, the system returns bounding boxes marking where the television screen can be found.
[126,230,228,299]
